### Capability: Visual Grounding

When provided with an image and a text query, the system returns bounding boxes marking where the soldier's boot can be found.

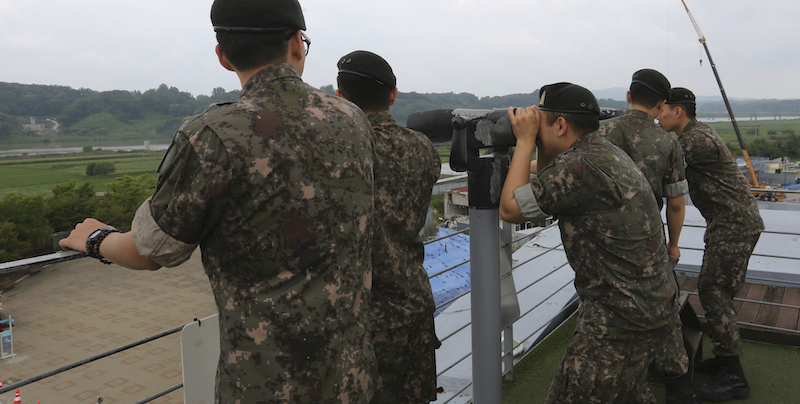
[694,356,722,375]
[665,374,702,404]
[696,356,750,401]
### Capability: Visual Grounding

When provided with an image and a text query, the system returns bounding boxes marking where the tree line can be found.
[2,80,799,140]
[0,82,240,138]
[745,131,800,160]
[0,175,155,262]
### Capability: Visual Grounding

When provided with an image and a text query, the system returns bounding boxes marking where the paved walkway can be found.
[0,252,216,404]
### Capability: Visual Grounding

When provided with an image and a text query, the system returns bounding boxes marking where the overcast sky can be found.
[1,0,797,101]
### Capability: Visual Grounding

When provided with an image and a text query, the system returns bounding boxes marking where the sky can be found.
[1,0,798,101]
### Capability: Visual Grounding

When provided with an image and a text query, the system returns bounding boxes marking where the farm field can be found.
[0,151,163,197]
[707,118,800,146]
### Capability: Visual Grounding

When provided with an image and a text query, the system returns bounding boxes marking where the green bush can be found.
[86,161,115,176]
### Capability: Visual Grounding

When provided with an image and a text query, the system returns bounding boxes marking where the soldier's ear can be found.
[389,87,398,106]
[215,45,235,72]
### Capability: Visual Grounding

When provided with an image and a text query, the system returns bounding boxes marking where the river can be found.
[0,142,170,158]
[699,116,800,123]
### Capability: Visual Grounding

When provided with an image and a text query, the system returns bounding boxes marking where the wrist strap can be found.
[86,228,122,265]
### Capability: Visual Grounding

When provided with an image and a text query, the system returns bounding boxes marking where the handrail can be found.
[441,296,581,404]
[677,223,800,237]
[133,383,184,404]
[0,324,184,395]
[505,221,559,249]
[750,187,800,194]
[678,246,800,262]
[0,250,85,275]
[427,259,470,279]
[435,289,470,311]
[511,243,564,271]
[683,290,800,310]
[424,227,469,245]
[693,314,800,336]
[677,267,800,288]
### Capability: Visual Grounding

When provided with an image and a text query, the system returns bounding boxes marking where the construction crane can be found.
[680,0,784,201]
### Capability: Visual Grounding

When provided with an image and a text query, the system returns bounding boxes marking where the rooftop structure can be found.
[0,202,799,403]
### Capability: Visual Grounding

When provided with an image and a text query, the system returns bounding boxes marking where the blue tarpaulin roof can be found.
[424,228,471,316]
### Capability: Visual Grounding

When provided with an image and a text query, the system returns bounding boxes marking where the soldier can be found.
[658,87,763,401]
[597,69,698,404]
[59,0,377,402]
[500,82,680,403]
[598,69,687,261]
[335,50,442,404]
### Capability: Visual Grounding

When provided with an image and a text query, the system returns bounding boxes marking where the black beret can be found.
[631,68,670,100]
[337,51,396,89]
[666,87,696,105]
[538,82,600,116]
[211,0,306,33]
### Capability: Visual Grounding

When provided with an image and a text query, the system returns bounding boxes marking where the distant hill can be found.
[0,82,240,139]
[1,81,798,139]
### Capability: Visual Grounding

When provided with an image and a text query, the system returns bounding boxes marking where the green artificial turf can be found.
[503,316,800,403]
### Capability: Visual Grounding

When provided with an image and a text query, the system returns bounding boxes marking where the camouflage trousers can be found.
[370,313,441,404]
[653,271,690,377]
[699,233,760,357]
[545,324,671,404]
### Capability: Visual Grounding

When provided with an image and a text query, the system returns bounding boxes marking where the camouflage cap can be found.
[631,69,670,100]
[666,87,696,105]
[211,0,306,33]
[337,50,397,89]
[538,82,600,116]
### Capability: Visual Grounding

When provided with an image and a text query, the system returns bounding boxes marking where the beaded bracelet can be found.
[86,228,122,265]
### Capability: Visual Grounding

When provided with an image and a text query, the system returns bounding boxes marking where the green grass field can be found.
[0,151,163,197]
[706,118,800,149]
[503,315,800,404]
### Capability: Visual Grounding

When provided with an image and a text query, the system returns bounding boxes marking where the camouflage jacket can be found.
[368,110,441,330]
[597,109,688,209]
[679,119,764,242]
[131,64,376,403]
[513,133,679,333]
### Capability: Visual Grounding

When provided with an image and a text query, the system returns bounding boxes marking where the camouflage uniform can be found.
[513,133,680,404]
[679,119,764,358]
[367,110,442,404]
[597,109,687,210]
[130,64,377,403]
[598,109,690,377]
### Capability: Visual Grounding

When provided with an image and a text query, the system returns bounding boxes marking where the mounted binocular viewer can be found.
[407,107,623,174]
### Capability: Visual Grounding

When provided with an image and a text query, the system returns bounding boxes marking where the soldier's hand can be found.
[59,218,115,253]
[508,106,540,147]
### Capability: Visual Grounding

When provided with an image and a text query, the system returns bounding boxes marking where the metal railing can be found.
[0,323,186,401]
[427,221,576,404]
[6,210,799,403]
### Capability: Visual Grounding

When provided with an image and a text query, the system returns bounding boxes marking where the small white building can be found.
[21,117,46,132]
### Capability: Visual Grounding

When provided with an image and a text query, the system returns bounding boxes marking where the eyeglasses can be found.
[282,30,311,56]
[300,32,311,56]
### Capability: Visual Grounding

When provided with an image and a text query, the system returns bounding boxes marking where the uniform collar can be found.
[682,118,699,134]
[241,63,301,96]
[625,108,656,121]
[568,131,598,151]
[367,110,395,125]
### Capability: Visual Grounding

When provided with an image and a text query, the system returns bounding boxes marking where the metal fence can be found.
[2,214,799,403]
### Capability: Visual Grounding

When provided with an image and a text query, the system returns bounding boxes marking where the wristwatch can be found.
[86,228,122,265]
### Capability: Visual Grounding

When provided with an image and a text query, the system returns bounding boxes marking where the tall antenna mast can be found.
[680,0,760,187]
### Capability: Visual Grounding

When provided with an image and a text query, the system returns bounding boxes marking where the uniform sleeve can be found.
[514,184,549,222]
[663,142,689,198]
[131,125,232,267]
[531,156,619,215]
